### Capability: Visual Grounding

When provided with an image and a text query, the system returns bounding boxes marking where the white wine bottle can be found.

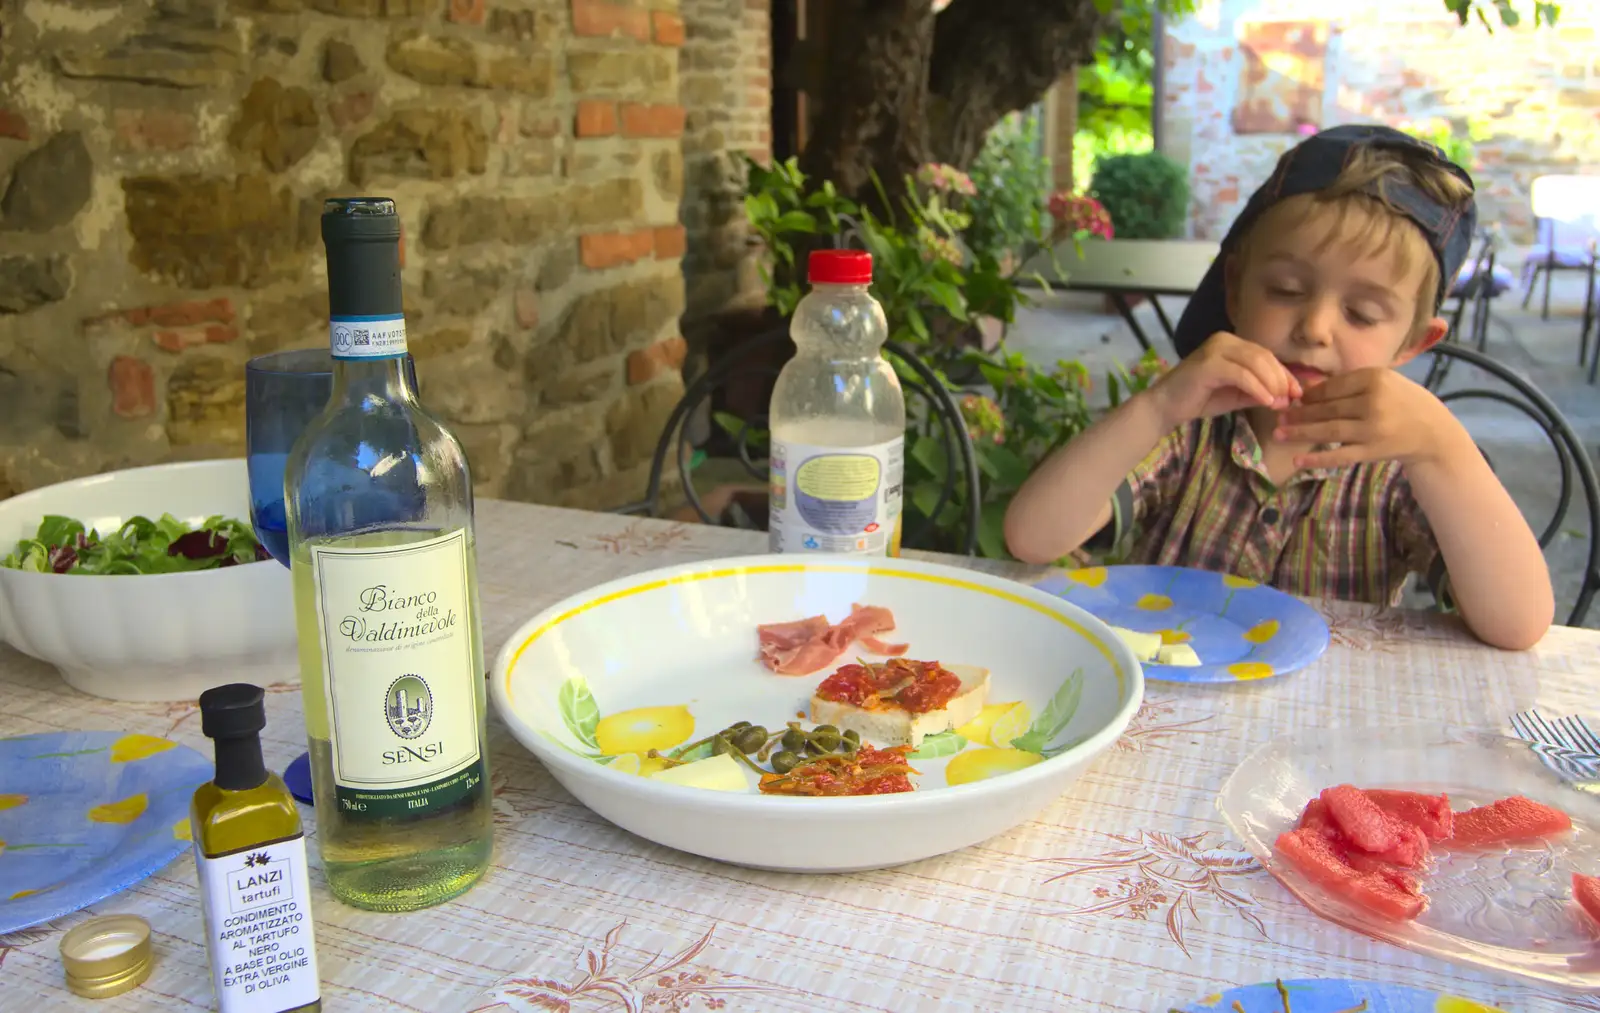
[284,197,492,912]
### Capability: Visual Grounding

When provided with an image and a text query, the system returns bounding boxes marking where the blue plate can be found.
[0,730,212,933]
[1172,978,1506,1012]
[1034,565,1329,684]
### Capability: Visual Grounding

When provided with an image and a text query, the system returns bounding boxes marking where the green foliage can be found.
[738,154,1168,560]
[1088,151,1190,240]
[740,157,858,319]
[1396,116,1492,171]
[1442,0,1560,29]
[964,110,1052,271]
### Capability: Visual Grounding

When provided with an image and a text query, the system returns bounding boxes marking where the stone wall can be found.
[1160,0,1599,243]
[0,0,742,512]
[679,0,768,346]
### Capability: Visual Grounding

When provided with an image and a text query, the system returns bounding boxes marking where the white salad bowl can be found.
[0,459,297,701]
[491,554,1144,873]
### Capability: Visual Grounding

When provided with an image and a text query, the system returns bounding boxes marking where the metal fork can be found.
[1556,713,1600,756]
[1509,709,1600,789]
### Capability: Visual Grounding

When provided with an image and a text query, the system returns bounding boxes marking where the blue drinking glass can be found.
[245,348,420,565]
[245,347,419,805]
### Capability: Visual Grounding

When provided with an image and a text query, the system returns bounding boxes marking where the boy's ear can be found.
[1392,317,1448,367]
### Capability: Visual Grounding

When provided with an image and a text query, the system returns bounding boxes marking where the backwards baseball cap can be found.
[1171,124,1478,359]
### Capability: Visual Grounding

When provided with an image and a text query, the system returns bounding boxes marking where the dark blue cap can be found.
[1172,124,1478,359]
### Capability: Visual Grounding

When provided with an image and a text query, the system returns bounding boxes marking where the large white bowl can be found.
[491,554,1144,873]
[0,459,297,701]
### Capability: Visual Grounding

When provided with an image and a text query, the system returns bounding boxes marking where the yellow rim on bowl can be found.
[490,555,1144,807]
[503,562,1125,707]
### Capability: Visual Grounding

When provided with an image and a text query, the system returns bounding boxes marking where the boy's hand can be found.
[1274,368,1464,469]
[1146,331,1302,429]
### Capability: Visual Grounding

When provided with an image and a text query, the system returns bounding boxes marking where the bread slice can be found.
[808,663,990,749]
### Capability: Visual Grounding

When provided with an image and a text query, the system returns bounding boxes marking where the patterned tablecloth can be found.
[2,499,1598,1012]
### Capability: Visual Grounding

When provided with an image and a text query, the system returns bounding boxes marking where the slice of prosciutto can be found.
[756,603,908,675]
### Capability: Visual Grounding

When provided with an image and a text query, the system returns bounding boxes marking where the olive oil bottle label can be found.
[194,833,320,1013]
[310,528,483,819]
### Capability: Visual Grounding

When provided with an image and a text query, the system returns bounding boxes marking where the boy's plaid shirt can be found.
[1098,413,1446,606]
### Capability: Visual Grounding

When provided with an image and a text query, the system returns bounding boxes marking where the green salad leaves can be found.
[1,513,269,575]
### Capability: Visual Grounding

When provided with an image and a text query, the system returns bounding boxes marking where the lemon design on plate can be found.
[1435,997,1505,1013]
[987,703,1034,749]
[0,793,27,811]
[109,734,176,764]
[172,819,192,842]
[1222,574,1258,589]
[945,748,1043,786]
[1227,662,1275,681]
[9,888,42,900]
[606,753,642,775]
[1157,629,1190,645]
[1136,593,1173,611]
[88,793,148,824]
[637,755,671,777]
[1066,567,1107,588]
[956,702,1029,747]
[594,706,694,756]
[1242,619,1279,644]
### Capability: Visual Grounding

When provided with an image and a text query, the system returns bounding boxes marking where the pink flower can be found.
[916,225,963,266]
[1047,192,1114,240]
[916,162,976,197]
[959,394,1005,443]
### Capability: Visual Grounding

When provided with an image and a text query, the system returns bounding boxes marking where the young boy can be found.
[1004,125,1553,650]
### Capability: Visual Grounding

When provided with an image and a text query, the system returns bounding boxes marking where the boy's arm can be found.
[1003,389,1174,565]
[1282,370,1553,650]
[1403,427,1553,650]
[1006,332,1301,566]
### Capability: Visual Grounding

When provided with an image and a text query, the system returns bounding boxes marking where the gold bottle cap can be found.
[59,914,153,999]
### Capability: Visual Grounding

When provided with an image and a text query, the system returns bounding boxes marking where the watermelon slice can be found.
[1297,798,1341,839]
[1573,873,1600,931]
[1448,795,1572,848]
[1275,828,1426,921]
[1364,788,1454,842]
[1318,784,1431,868]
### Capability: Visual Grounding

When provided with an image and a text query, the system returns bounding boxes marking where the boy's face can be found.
[1224,205,1447,388]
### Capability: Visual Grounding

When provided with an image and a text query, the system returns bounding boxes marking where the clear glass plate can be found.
[1217,725,1600,990]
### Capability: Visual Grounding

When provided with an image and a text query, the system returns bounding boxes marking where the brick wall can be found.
[1160,0,1599,244]
[0,0,716,512]
[679,0,770,348]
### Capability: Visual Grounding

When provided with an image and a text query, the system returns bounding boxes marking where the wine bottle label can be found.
[329,312,407,360]
[310,529,484,819]
[768,436,904,556]
[194,833,321,1013]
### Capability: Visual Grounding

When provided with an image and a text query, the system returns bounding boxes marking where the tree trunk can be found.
[798,0,1114,204]
[927,0,1112,168]
[798,0,936,209]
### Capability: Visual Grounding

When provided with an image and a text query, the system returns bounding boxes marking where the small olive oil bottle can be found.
[190,683,321,1013]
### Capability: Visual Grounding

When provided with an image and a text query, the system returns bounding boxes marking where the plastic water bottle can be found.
[768,250,906,556]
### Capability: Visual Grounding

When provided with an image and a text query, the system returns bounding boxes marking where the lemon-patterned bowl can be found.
[490,554,1144,873]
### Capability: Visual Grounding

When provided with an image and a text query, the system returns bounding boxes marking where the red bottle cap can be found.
[807,250,873,285]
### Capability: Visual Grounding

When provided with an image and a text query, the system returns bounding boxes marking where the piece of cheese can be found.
[1155,643,1201,667]
[1109,626,1162,661]
[648,752,748,792]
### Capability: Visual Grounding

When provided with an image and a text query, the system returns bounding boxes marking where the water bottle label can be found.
[193,832,321,1013]
[309,529,484,819]
[330,313,408,360]
[768,436,904,556]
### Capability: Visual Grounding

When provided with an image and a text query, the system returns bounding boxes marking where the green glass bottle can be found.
[190,683,321,1013]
